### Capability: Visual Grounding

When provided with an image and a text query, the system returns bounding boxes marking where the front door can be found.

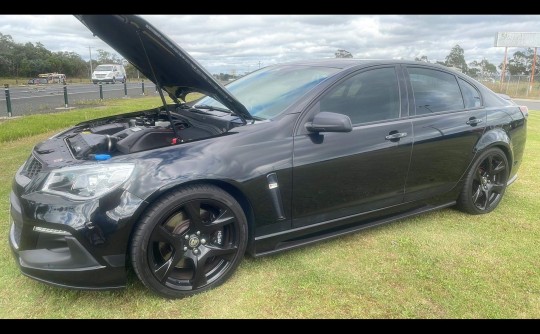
[292,66,413,227]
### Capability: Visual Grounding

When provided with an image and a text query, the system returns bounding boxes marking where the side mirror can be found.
[305,112,353,133]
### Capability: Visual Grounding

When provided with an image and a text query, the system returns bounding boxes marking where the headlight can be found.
[42,163,134,200]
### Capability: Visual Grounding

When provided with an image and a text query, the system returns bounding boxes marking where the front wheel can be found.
[457,147,509,214]
[131,185,248,298]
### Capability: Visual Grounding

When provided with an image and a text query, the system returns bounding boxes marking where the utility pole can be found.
[89,46,93,80]
[530,47,537,93]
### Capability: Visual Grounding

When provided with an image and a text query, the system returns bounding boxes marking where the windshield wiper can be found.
[194,104,255,123]
[194,104,233,113]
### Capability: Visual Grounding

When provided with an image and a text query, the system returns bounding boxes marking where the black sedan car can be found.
[9,15,527,299]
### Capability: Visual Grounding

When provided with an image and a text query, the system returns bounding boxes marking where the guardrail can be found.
[1,80,157,117]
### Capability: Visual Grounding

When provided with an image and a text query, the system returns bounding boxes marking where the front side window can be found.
[407,67,464,114]
[319,67,400,124]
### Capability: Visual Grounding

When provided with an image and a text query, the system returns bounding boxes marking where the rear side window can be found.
[320,67,400,124]
[407,67,464,114]
[458,78,481,108]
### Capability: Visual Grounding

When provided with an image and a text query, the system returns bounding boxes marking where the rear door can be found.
[292,66,413,227]
[403,66,487,202]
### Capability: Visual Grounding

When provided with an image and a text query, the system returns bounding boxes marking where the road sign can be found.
[495,32,540,47]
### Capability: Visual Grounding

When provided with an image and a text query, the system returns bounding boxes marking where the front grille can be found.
[22,156,43,179]
[95,74,106,78]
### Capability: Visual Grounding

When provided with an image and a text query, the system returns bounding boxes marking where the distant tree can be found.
[335,49,353,58]
[445,44,468,73]
[0,33,16,76]
[0,32,89,78]
[468,58,497,78]
[500,48,539,76]
[467,68,480,78]
[124,62,145,80]
[415,55,430,63]
[96,49,121,64]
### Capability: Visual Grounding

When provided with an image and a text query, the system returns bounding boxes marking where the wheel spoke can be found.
[183,201,203,230]
[492,160,506,175]
[201,209,236,233]
[482,189,490,210]
[154,250,183,282]
[205,244,238,261]
[186,252,208,289]
[491,183,505,194]
[153,225,179,245]
[472,186,482,204]
[487,155,494,174]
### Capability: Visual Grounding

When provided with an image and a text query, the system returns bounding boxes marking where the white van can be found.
[92,64,127,84]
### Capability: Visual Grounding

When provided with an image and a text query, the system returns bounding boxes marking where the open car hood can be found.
[75,15,251,120]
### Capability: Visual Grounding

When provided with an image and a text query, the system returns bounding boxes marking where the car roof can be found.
[272,58,453,71]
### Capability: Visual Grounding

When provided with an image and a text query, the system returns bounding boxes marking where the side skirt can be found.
[253,201,455,257]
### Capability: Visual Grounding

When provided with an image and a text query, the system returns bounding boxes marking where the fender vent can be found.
[22,156,43,179]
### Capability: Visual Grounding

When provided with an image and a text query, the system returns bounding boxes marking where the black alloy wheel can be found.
[131,185,247,298]
[457,147,509,214]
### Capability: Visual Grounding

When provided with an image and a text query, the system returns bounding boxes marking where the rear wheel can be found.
[131,185,247,298]
[457,147,509,214]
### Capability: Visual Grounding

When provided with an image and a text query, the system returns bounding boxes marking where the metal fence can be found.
[477,74,540,99]
[1,81,157,118]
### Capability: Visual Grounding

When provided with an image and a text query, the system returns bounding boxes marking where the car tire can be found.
[131,184,248,299]
[457,147,509,215]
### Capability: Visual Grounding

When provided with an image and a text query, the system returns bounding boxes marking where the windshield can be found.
[95,65,113,71]
[198,65,339,119]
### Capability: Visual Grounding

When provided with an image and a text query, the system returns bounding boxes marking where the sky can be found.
[1,15,540,74]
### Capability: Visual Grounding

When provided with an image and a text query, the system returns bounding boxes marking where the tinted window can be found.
[458,78,481,108]
[407,67,464,114]
[320,67,400,124]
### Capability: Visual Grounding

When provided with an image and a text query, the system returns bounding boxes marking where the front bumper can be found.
[9,169,145,290]
[92,78,116,83]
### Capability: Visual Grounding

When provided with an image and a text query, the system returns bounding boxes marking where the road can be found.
[514,99,540,111]
[0,81,157,117]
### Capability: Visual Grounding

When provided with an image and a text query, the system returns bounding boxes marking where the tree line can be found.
[415,44,540,78]
[0,32,140,79]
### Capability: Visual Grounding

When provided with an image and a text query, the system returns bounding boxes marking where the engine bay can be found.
[35,105,243,163]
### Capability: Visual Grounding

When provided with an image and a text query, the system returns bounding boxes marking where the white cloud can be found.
[1,14,540,74]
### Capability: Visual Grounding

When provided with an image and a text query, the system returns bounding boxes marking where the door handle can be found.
[466,117,483,126]
[385,132,408,140]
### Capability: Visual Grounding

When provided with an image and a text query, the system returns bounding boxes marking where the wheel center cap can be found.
[188,235,200,248]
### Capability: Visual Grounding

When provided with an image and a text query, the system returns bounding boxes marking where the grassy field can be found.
[0,97,538,318]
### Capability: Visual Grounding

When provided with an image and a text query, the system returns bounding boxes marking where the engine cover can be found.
[115,127,176,154]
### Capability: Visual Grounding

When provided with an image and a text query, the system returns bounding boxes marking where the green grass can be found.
[0,100,539,318]
[0,97,168,142]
